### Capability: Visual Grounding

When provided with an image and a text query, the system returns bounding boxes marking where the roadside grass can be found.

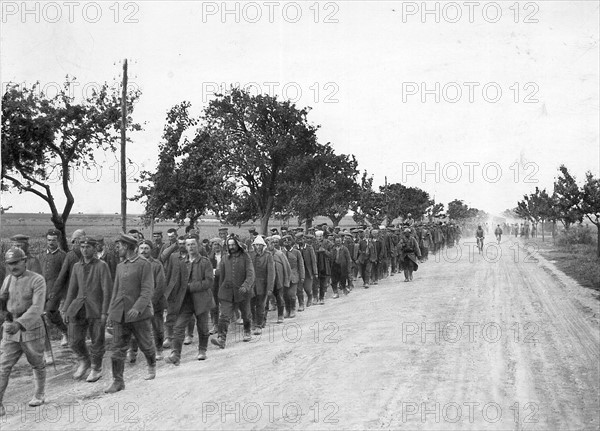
[526,234,599,292]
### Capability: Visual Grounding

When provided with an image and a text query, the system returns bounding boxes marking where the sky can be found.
[1,1,598,218]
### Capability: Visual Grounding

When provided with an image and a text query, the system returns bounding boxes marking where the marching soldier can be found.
[105,234,156,394]
[249,235,275,334]
[281,235,304,318]
[61,237,112,382]
[0,248,47,415]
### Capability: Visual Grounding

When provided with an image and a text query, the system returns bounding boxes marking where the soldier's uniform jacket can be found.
[250,251,275,296]
[98,249,118,281]
[282,247,305,284]
[218,250,255,303]
[148,257,167,311]
[52,249,82,300]
[107,255,154,323]
[299,244,318,279]
[271,249,291,290]
[398,236,422,268]
[331,245,353,277]
[38,248,66,296]
[26,256,42,275]
[62,257,113,319]
[170,255,214,315]
[0,270,46,341]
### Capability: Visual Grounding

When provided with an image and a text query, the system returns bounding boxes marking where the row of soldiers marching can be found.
[0,218,460,415]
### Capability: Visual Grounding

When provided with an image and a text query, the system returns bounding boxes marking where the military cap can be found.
[115,233,138,246]
[10,234,29,242]
[152,231,163,236]
[295,232,304,239]
[79,237,97,247]
[315,230,324,237]
[281,234,293,241]
[280,226,289,232]
[71,229,87,243]
[218,227,228,232]
[344,232,353,237]
[96,236,105,244]
[403,228,412,233]
[270,228,279,233]
[139,239,154,248]
[371,229,379,235]
[5,247,26,263]
[253,235,267,246]
[46,229,61,237]
[305,234,315,239]
[209,237,222,244]
[186,233,200,241]
[248,227,257,234]
[356,228,364,233]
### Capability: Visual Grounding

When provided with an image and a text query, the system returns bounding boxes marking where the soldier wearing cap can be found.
[165,234,214,364]
[38,229,67,364]
[356,229,376,288]
[128,240,167,362]
[161,235,188,349]
[50,229,87,348]
[249,235,274,335]
[296,232,317,311]
[270,228,279,236]
[218,227,229,242]
[10,234,42,275]
[105,234,156,393]
[211,234,255,348]
[281,234,304,318]
[314,231,332,305]
[265,235,290,323]
[330,235,352,297]
[0,248,47,415]
[61,237,112,382]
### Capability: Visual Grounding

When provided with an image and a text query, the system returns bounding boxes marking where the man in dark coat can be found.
[61,237,112,382]
[314,231,332,304]
[330,235,352,296]
[398,228,422,282]
[38,229,67,364]
[211,235,255,348]
[281,235,304,318]
[249,235,274,335]
[105,234,156,393]
[297,233,317,310]
[165,235,214,364]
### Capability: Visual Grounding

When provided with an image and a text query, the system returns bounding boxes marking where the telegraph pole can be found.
[120,59,128,233]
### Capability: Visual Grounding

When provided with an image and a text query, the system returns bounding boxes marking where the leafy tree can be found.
[447,199,470,221]
[2,78,141,250]
[134,102,235,229]
[516,187,553,241]
[553,165,584,229]
[380,183,432,223]
[202,88,319,234]
[280,144,359,229]
[426,201,444,221]
[581,171,600,257]
[351,171,385,227]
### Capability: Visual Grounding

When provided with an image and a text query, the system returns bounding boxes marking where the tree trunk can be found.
[597,224,600,258]
[260,215,270,236]
[304,218,313,233]
[541,220,545,241]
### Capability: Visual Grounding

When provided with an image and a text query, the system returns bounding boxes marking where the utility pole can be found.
[120,59,128,233]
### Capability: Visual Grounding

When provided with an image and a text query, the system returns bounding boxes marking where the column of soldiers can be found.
[0,218,460,414]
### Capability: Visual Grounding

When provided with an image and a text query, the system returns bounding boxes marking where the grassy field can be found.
[527,234,599,292]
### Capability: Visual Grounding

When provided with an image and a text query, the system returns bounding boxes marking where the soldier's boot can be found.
[289,297,297,319]
[73,358,91,380]
[29,369,45,407]
[404,270,409,282]
[306,294,312,308]
[86,367,103,383]
[277,306,285,323]
[210,319,227,349]
[105,360,125,393]
[144,364,156,380]
[297,298,305,312]
[0,404,5,417]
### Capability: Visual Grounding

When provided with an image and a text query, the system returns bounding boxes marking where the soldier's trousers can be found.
[69,309,105,370]
[44,296,68,335]
[210,274,220,327]
[270,285,285,316]
[172,294,209,356]
[219,298,251,340]
[152,308,165,351]
[313,276,329,301]
[251,293,269,327]
[164,299,178,340]
[284,283,298,313]
[0,336,46,403]
[111,319,156,367]
[359,262,371,284]
[297,276,313,306]
[330,264,346,293]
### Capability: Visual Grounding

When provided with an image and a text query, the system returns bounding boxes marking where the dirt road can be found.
[2,238,599,430]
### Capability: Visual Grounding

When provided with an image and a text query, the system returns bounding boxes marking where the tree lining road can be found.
[2,237,598,430]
